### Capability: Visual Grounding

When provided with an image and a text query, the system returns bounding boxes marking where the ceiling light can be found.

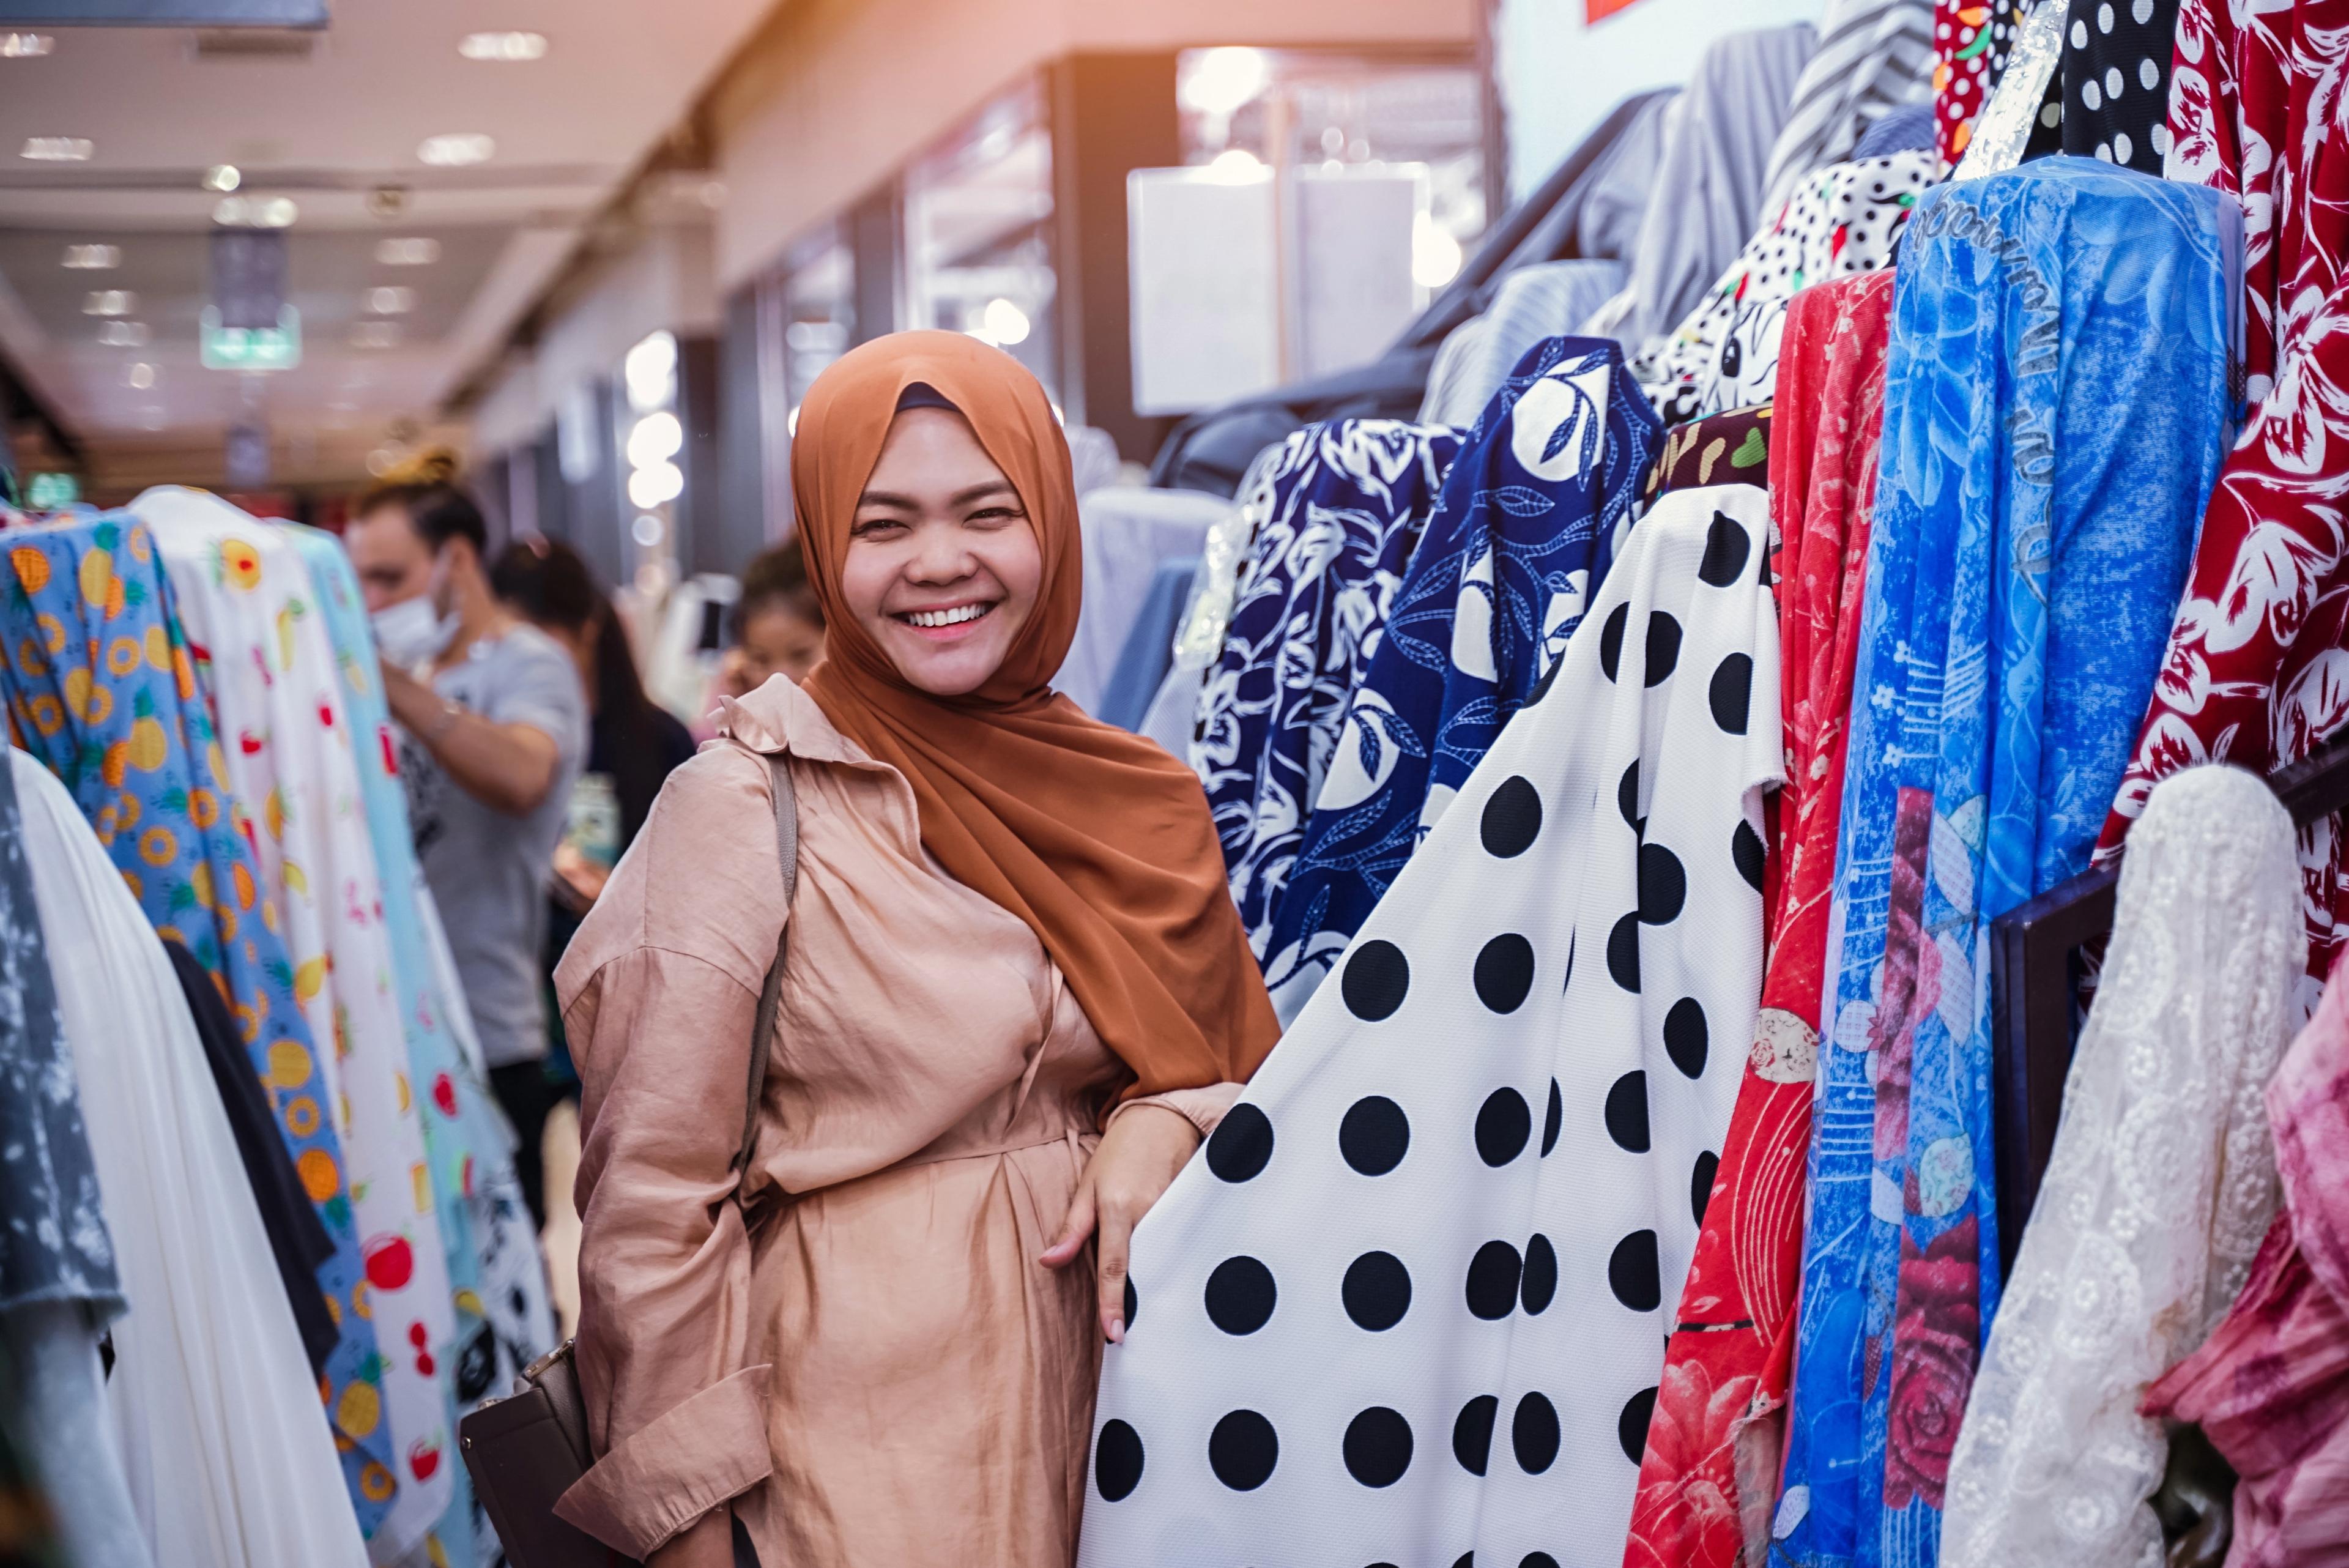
[376,237,439,267]
[981,297,1031,346]
[627,461,683,510]
[351,322,400,349]
[1181,47,1271,117]
[127,362,155,390]
[216,195,296,228]
[201,164,240,192]
[20,136,92,162]
[365,286,415,315]
[623,330,677,412]
[98,322,149,347]
[417,133,495,168]
[61,243,119,270]
[626,411,683,469]
[83,290,136,317]
[1,34,54,58]
[458,31,547,61]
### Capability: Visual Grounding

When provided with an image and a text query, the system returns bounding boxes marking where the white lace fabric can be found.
[1942,764,2304,1566]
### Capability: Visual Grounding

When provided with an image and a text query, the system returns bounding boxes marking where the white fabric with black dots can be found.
[1077,483,1785,1568]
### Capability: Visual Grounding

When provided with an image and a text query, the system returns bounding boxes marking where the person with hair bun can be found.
[348,450,589,1196]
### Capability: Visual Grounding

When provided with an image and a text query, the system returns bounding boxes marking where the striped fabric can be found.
[1757,0,1937,220]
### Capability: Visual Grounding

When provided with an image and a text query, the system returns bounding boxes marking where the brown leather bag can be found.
[459,749,798,1568]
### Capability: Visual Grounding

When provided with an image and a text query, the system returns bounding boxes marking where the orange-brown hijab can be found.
[793,331,1277,1097]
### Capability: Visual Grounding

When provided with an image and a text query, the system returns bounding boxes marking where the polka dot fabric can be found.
[1078,485,1783,1568]
[1934,0,2025,171]
[2059,0,2180,171]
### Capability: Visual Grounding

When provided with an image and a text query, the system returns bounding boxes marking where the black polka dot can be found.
[1095,1419,1145,1501]
[1664,998,1709,1079]
[1638,843,1686,925]
[1605,1071,1650,1153]
[1617,761,1643,832]
[1644,612,1682,686]
[1693,1151,1721,1227]
[1542,1079,1562,1155]
[1123,1275,1138,1330]
[1343,1406,1414,1488]
[1606,912,1641,993]
[1465,1240,1523,1320]
[1733,820,1767,893]
[1452,1394,1498,1475]
[1619,1386,1660,1463]
[1521,1233,1557,1314]
[1699,513,1753,585]
[1598,602,1629,682]
[1206,1103,1274,1182]
[1342,940,1411,1022]
[1204,1257,1277,1336]
[1475,1088,1531,1166]
[1562,931,1575,994]
[1523,1556,1561,1568]
[1208,1410,1278,1491]
[1609,1229,1661,1312]
[1343,1251,1412,1332]
[1453,1556,1474,1568]
[1481,776,1543,858]
[1474,934,1536,1014]
[1512,1392,1560,1474]
[1340,1096,1409,1176]
[1710,653,1753,735]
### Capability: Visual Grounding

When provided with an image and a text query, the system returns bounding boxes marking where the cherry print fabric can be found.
[1080,483,1781,1568]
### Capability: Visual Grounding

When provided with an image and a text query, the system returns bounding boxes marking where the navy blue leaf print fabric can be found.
[1260,338,1663,1020]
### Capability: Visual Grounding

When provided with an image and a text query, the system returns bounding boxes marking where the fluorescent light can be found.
[97,322,149,347]
[1,34,55,58]
[20,136,92,162]
[459,31,547,61]
[83,290,136,317]
[202,164,240,192]
[365,286,415,315]
[351,322,400,349]
[62,243,119,270]
[376,237,440,266]
[418,133,495,168]
[127,363,155,390]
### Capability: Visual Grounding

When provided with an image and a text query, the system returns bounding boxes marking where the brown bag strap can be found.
[736,752,798,1176]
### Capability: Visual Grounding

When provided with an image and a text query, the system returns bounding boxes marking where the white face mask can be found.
[371,560,459,669]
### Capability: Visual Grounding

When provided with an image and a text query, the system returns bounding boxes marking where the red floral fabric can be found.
[1624,271,1898,1568]
[1884,1216,1980,1514]
[2098,0,2349,990]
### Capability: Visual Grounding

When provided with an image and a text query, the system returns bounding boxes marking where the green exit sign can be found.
[24,472,77,510]
[200,303,301,371]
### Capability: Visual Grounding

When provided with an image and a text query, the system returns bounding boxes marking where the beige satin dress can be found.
[551,676,1236,1566]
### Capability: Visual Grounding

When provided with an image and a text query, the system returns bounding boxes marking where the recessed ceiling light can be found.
[20,136,92,163]
[83,290,136,317]
[417,133,494,168]
[62,243,120,270]
[127,363,155,390]
[376,237,440,267]
[365,286,415,315]
[201,164,240,192]
[97,321,149,347]
[458,31,547,61]
[215,194,297,228]
[351,322,401,349]
[1,34,54,58]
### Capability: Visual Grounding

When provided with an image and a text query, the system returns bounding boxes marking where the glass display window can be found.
[902,76,1059,398]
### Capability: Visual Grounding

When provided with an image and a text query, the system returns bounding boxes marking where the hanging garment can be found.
[1638,150,1932,425]
[1079,480,1783,1568]
[1628,271,1898,1568]
[1934,1,2027,171]
[1855,102,1938,157]
[2143,962,2349,1568]
[1261,339,1663,1021]
[1646,404,1775,502]
[1775,158,2238,1568]
[1940,764,2299,1566]
[1100,557,1201,732]
[0,516,400,1538]
[1058,488,1231,717]
[133,491,456,1556]
[13,748,370,1568]
[0,1344,67,1568]
[1193,421,1464,954]
[0,1305,152,1568]
[1422,262,1630,429]
[1757,0,1936,221]
[2057,0,2180,171]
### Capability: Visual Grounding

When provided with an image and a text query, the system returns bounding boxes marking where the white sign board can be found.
[1294,167,1425,382]
[1128,168,1280,416]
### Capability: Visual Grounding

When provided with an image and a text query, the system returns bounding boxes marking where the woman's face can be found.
[736,601,826,686]
[839,406,1042,697]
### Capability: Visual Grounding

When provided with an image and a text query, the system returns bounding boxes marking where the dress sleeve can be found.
[1110,1082,1245,1140]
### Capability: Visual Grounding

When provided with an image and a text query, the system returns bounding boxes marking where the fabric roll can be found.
[1854,101,1937,157]
[161,938,338,1377]
[1080,480,1783,1568]
[1057,488,1232,716]
[1777,158,2237,1568]
[14,748,370,1568]
[0,516,401,1538]
[1942,765,2299,1567]
[1193,420,1461,954]
[1100,557,1200,733]
[1758,0,1936,221]
[0,1304,154,1568]
[2058,0,2180,173]
[1262,338,1663,1022]
[1628,271,1898,1568]
[1645,403,1775,502]
[1934,1,2027,171]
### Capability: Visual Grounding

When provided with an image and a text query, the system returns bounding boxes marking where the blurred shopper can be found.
[553,333,1275,1568]
[348,451,589,1227]
[718,535,828,694]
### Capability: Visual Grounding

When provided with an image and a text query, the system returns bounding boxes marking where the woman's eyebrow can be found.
[855,480,1020,510]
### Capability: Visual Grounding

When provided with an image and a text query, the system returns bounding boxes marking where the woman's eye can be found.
[852,516,907,538]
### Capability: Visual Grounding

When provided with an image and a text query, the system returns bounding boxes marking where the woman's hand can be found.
[1039,1104,1200,1343]
[647,1507,732,1568]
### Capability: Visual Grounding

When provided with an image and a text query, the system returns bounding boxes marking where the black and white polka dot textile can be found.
[2059,0,2180,172]
[1077,485,1784,1567]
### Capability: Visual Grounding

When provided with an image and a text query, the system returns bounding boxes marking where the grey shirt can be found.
[400,624,587,1069]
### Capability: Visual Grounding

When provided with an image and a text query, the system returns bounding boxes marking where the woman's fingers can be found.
[1038,1180,1097,1269]
[1095,1198,1133,1344]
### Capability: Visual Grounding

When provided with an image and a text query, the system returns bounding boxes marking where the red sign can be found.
[1587,0,1649,21]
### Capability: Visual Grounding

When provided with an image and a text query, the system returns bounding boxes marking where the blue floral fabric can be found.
[1260,337,1662,1020]
[1192,420,1463,954]
[1776,159,2236,1568]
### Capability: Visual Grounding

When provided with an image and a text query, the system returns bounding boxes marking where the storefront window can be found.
[780,226,855,415]
[902,78,1059,398]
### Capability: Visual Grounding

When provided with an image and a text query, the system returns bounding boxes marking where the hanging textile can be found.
[1757,0,1936,221]
[1646,404,1775,501]
[2057,0,2180,171]
[1639,150,1932,425]
[14,748,370,1568]
[1100,555,1200,732]
[1193,421,1463,954]
[1080,480,1782,1568]
[1260,339,1663,1021]
[1422,262,1630,429]
[1855,102,1937,157]
[0,1304,150,1568]
[1625,269,1896,1568]
[1059,488,1231,717]
[1940,765,2299,1566]
[1775,158,2237,1568]
[0,515,401,1538]
[1933,1,2026,171]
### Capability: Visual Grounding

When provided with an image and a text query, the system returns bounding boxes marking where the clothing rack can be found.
[1991,738,2349,1273]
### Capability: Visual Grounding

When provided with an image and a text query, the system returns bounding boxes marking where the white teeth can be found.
[907,604,988,628]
